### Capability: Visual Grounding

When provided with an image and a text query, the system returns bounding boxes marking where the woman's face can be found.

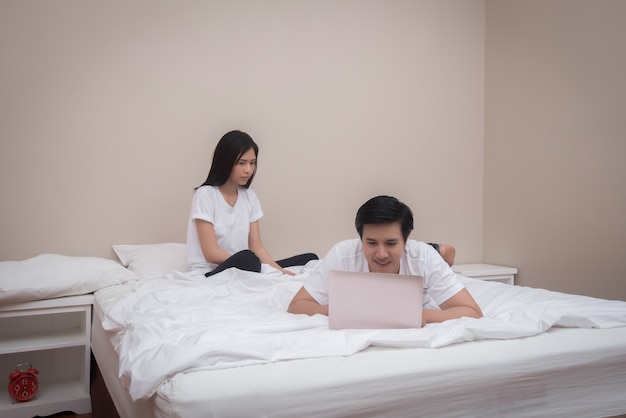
[228,148,257,186]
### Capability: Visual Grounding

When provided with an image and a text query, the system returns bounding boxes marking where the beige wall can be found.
[0,1,485,263]
[484,0,626,300]
[3,1,623,302]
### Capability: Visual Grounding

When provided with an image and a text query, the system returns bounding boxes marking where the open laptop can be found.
[328,270,423,330]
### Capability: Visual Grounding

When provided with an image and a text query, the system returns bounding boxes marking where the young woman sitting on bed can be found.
[186,129,319,277]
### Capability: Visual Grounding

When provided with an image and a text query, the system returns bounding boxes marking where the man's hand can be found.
[288,287,328,316]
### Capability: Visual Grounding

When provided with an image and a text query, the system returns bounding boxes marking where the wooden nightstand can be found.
[452,264,517,285]
[0,295,93,418]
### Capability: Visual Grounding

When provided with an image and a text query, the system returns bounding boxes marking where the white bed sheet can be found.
[92,268,626,417]
[91,293,156,418]
[99,267,626,401]
[152,327,626,418]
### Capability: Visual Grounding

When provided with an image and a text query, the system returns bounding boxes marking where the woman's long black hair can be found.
[197,130,259,189]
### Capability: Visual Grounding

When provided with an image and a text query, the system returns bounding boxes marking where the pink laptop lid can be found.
[328,270,423,330]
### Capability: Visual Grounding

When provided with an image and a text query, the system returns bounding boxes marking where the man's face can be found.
[361,222,405,274]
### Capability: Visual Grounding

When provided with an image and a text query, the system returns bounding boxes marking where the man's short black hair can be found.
[355,195,414,241]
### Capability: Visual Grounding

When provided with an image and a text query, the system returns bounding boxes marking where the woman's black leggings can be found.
[205,250,319,277]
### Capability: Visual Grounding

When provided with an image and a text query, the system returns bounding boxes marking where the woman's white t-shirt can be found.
[186,185,263,272]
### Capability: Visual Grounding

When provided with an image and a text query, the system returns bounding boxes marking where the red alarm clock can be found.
[8,363,39,402]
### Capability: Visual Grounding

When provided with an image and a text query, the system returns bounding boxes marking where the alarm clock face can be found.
[8,365,39,402]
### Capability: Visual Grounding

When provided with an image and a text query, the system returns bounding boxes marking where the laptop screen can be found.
[328,270,423,330]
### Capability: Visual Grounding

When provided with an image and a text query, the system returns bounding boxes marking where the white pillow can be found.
[112,243,189,277]
[0,254,138,304]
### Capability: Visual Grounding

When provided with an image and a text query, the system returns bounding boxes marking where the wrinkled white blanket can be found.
[101,266,626,401]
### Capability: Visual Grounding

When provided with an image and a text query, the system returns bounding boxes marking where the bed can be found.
[85,243,626,418]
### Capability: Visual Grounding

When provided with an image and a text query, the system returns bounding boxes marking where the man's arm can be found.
[288,287,329,316]
[422,288,483,324]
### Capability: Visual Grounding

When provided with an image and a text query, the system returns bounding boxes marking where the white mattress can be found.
[92,273,626,418]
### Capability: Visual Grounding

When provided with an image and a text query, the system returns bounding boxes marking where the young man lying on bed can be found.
[287,195,482,325]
